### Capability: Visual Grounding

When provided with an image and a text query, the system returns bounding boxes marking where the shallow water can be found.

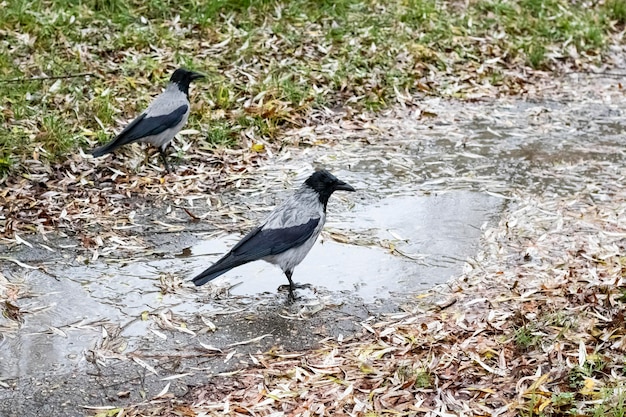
[0,190,501,380]
[188,191,501,299]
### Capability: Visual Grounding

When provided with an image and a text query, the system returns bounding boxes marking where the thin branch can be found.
[182,207,201,221]
[0,72,96,83]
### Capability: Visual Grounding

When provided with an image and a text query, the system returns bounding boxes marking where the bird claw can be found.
[278,283,313,303]
[287,291,299,304]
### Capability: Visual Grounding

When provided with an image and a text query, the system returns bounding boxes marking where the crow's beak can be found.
[335,180,355,192]
[190,72,206,81]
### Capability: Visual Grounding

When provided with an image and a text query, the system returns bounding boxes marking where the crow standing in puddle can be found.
[191,170,356,301]
[91,68,204,172]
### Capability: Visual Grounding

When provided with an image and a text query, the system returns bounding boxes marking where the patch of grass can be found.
[400,0,438,25]
[276,77,311,108]
[605,0,626,25]
[91,93,116,126]
[204,121,237,148]
[551,392,576,414]
[39,114,76,156]
[585,24,606,49]
[519,393,547,417]
[0,0,623,175]
[0,125,32,166]
[395,364,433,389]
[592,387,626,417]
[89,0,129,15]
[569,354,608,390]
[0,156,11,177]
[514,323,542,351]
[525,43,546,69]
[568,366,588,390]
[584,353,608,376]
[413,369,432,389]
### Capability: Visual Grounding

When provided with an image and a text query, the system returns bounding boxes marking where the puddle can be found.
[187,192,501,299]
[0,191,501,381]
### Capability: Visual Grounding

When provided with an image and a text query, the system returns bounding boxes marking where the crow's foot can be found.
[278,283,314,303]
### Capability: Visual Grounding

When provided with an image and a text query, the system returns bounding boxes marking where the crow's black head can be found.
[169,68,205,96]
[305,169,355,209]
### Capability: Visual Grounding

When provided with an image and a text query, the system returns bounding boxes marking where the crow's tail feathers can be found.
[91,142,118,158]
[191,255,247,286]
[191,267,229,286]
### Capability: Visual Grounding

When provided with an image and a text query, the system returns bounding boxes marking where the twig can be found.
[182,207,201,221]
[0,72,96,83]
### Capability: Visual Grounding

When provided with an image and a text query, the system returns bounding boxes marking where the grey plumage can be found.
[192,170,355,301]
[91,68,204,172]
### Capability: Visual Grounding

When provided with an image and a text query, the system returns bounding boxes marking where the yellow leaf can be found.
[526,373,551,393]
[251,143,265,152]
[579,378,599,397]
[537,396,551,413]
[359,362,376,374]
[116,340,128,353]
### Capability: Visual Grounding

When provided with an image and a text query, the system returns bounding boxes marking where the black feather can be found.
[192,218,320,286]
[91,104,188,157]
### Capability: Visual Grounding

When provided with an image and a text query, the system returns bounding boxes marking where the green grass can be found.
[203,121,238,148]
[517,346,622,416]
[519,394,546,417]
[592,387,626,417]
[550,392,575,414]
[0,0,623,176]
[606,0,626,25]
[395,364,433,389]
[514,323,542,351]
[569,354,608,390]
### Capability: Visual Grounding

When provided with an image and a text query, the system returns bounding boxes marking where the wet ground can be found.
[1,75,626,415]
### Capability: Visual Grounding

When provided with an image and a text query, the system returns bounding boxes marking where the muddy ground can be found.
[1,73,626,416]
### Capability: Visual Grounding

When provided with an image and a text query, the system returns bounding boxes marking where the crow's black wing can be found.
[232,217,320,259]
[92,104,188,157]
[115,104,188,144]
[191,218,320,286]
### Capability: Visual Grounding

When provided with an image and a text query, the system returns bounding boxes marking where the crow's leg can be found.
[159,146,172,173]
[285,270,297,302]
[283,270,313,302]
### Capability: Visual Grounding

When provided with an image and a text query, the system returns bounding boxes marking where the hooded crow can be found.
[91,68,204,172]
[192,170,355,301]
